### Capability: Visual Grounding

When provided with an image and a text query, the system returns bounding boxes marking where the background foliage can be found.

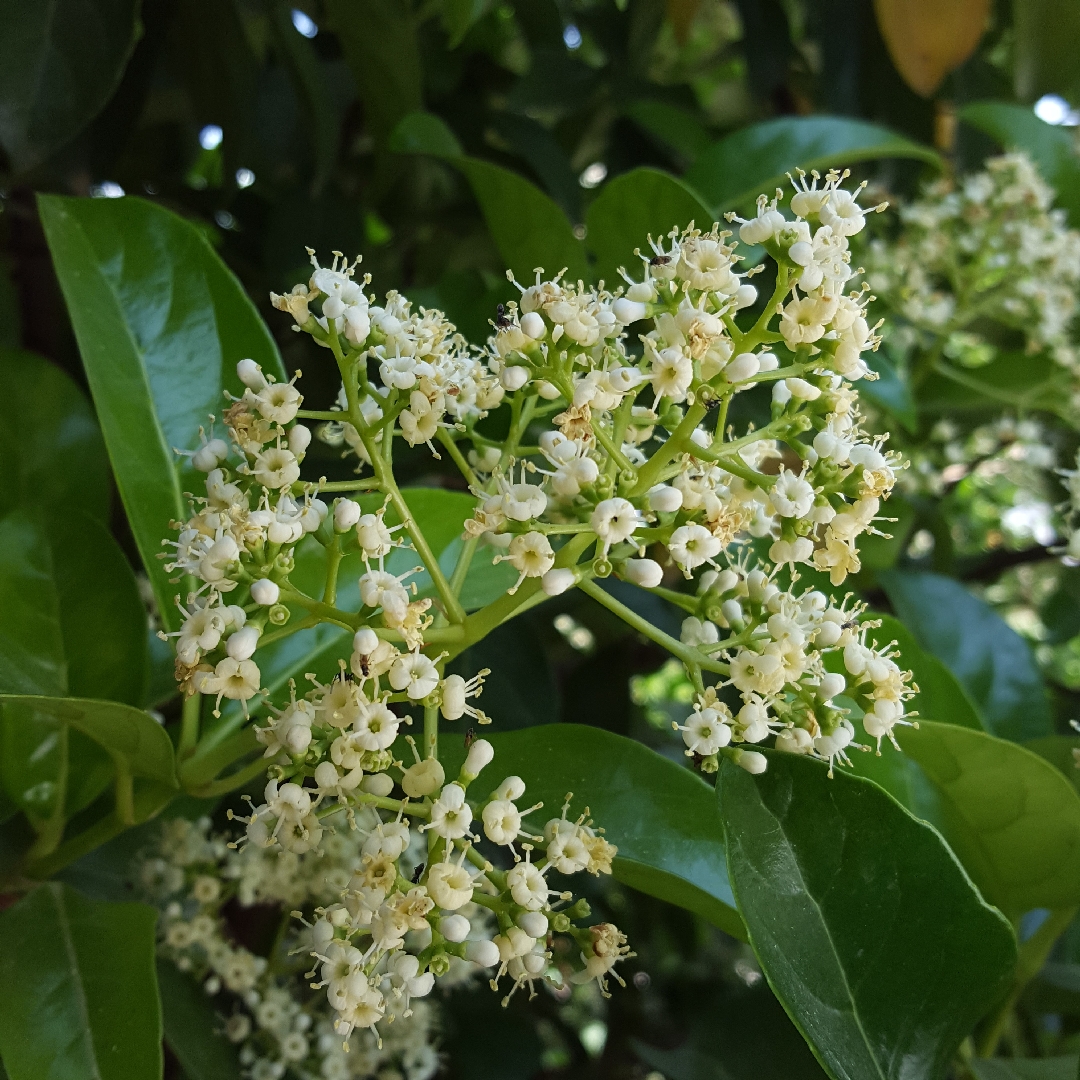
[3,0,1080,1078]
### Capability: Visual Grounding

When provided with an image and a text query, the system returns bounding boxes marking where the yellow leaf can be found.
[873,0,990,97]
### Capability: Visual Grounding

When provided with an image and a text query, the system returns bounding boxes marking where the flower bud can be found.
[353,627,379,655]
[402,758,445,798]
[733,283,758,309]
[756,351,779,371]
[612,297,647,324]
[226,625,261,661]
[334,499,362,531]
[541,568,576,596]
[441,914,471,942]
[786,377,821,400]
[465,939,500,967]
[250,578,279,606]
[361,772,395,797]
[517,911,548,938]
[734,749,768,774]
[462,738,494,779]
[647,484,683,513]
[236,358,267,391]
[288,424,312,455]
[520,311,546,339]
[725,352,760,382]
[500,365,530,391]
[623,558,663,588]
[536,380,561,400]
[818,672,846,700]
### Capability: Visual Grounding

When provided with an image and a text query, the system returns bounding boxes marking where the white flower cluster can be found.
[142,816,441,1080]
[674,563,917,774]
[235,660,626,1043]
[866,153,1080,395]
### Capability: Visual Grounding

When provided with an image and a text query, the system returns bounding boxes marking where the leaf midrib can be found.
[752,799,886,1080]
[51,884,104,1080]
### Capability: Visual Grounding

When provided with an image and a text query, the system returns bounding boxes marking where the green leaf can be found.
[585,167,716,286]
[685,116,941,214]
[157,958,241,1080]
[969,1057,1080,1080]
[390,111,590,282]
[38,193,286,633]
[719,751,1016,1080]
[858,347,917,433]
[0,508,147,704]
[879,569,1053,741]
[960,101,1080,226]
[440,724,745,940]
[624,100,714,165]
[441,0,493,47]
[865,613,983,730]
[326,0,422,147]
[855,498,915,573]
[0,349,110,522]
[894,722,1080,917]
[0,696,177,791]
[0,882,162,1080]
[0,0,142,172]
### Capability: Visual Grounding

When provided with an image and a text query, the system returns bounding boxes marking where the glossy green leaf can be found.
[0,349,110,522]
[880,569,1053,740]
[719,751,1016,1080]
[390,111,589,282]
[960,101,1080,226]
[38,193,286,633]
[441,724,745,940]
[894,721,1080,917]
[866,613,983,730]
[969,1057,1080,1080]
[0,882,161,1080]
[157,958,241,1080]
[859,347,917,432]
[685,116,941,214]
[855,498,916,572]
[0,508,147,704]
[0,695,177,790]
[0,0,142,172]
[585,167,715,286]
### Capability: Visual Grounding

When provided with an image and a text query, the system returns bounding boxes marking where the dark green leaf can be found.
[0,882,161,1080]
[879,569,1053,740]
[0,508,146,704]
[390,111,589,282]
[719,751,1016,1080]
[0,0,142,172]
[441,724,745,939]
[585,167,715,286]
[969,1057,1080,1080]
[624,100,714,165]
[632,985,829,1080]
[685,116,941,214]
[448,615,558,729]
[327,0,422,147]
[488,111,580,220]
[441,0,493,48]
[895,721,1080,917]
[38,193,286,633]
[157,958,241,1080]
[0,349,110,522]
[960,101,1080,226]
[1039,567,1080,645]
[855,498,915,573]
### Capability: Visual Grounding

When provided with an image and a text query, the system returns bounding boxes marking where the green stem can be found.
[437,429,480,489]
[309,477,382,492]
[112,756,135,826]
[187,754,271,799]
[178,693,201,759]
[577,578,727,675]
[323,537,343,606]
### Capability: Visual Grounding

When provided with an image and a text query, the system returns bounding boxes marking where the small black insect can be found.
[495,303,512,329]
[649,254,672,266]
[464,727,476,749]
[411,862,426,884]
